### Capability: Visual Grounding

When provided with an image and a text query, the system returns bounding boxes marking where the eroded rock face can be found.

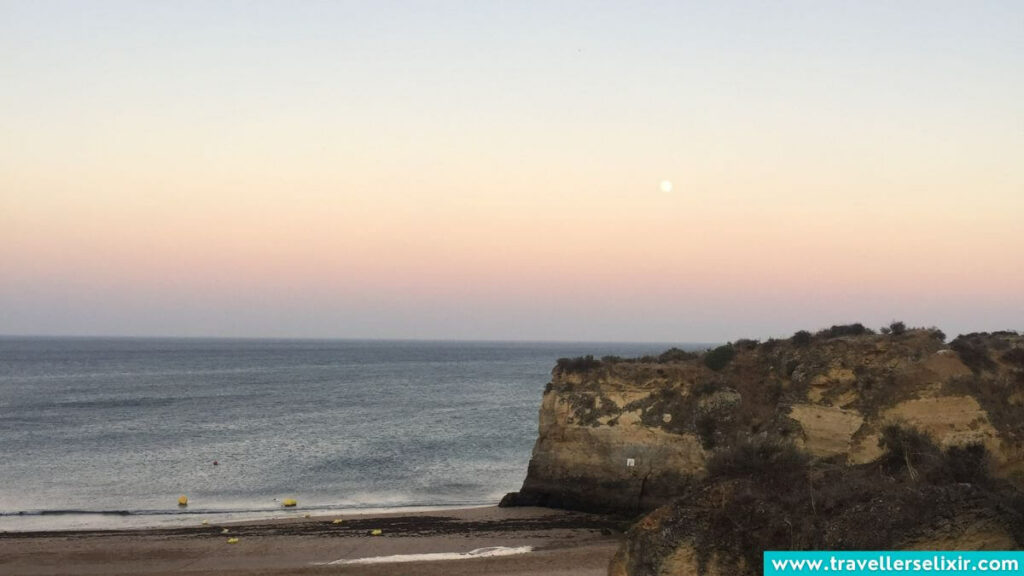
[503,329,1024,515]
[503,364,709,513]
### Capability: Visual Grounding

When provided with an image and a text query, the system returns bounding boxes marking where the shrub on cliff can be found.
[1001,347,1024,369]
[706,438,809,490]
[791,330,812,346]
[703,344,735,371]
[816,323,873,339]
[943,443,991,484]
[657,347,696,363]
[555,355,601,374]
[950,335,997,373]
[733,338,759,350]
[879,424,990,484]
[878,424,942,480]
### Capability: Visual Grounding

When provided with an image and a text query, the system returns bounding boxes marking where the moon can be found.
[660,180,673,193]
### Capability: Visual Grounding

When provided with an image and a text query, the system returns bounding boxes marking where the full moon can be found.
[660,180,673,193]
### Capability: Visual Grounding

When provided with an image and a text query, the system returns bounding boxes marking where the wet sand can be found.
[0,506,627,576]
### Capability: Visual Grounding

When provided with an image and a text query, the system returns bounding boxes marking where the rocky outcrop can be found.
[503,328,1024,517]
[500,361,710,513]
[610,473,1023,576]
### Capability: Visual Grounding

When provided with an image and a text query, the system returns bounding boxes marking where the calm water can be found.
[0,337,688,531]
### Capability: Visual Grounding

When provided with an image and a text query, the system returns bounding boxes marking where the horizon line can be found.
[0,332,722,346]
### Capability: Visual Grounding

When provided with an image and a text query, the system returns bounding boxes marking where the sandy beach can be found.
[0,506,627,576]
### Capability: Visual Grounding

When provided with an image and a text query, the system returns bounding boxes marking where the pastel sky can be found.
[2,1,1022,342]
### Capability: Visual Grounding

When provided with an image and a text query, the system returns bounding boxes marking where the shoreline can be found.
[0,503,500,534]
[0,505,628,576]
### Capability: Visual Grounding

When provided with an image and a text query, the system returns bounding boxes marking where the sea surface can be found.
[0,337,698,531]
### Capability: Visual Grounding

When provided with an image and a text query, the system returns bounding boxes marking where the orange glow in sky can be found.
[2,2,1022,340]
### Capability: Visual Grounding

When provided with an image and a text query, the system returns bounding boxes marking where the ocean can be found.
[0,337,693,531]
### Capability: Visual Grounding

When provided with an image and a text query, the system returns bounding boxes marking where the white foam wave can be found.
[323,546,534,565]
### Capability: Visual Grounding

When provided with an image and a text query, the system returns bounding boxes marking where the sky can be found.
[1,1,1022,342]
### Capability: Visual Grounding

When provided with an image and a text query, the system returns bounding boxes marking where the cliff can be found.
[500,326,1024,575]
[503,327,1024,516]
[503,325,1024,569]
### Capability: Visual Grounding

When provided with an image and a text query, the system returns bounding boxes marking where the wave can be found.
[1,508,254,518]
[323,546,534,565]
[0,498,497,520]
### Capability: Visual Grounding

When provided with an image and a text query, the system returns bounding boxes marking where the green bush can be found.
[878,424,941,479]
[733,338,759,350]
[1001,347,1024,369]
[706,438,809,490]
[555,355,601,374]
[878,424,990,484]
[816,323,873,339]
[943,443,990,484]
[950,335,996,373]
[791,330,812,346]
[704,344,735,371]
[658,347,696,363]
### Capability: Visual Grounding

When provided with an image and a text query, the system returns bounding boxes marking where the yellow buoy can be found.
[178,495,188,506]
[370,529,382,536]
[227,537,239,544]
[201,520,208,525]
[332,518,343,524]
[282,498,297,507]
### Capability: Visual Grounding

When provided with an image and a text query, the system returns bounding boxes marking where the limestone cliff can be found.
[502,328,1024,515]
